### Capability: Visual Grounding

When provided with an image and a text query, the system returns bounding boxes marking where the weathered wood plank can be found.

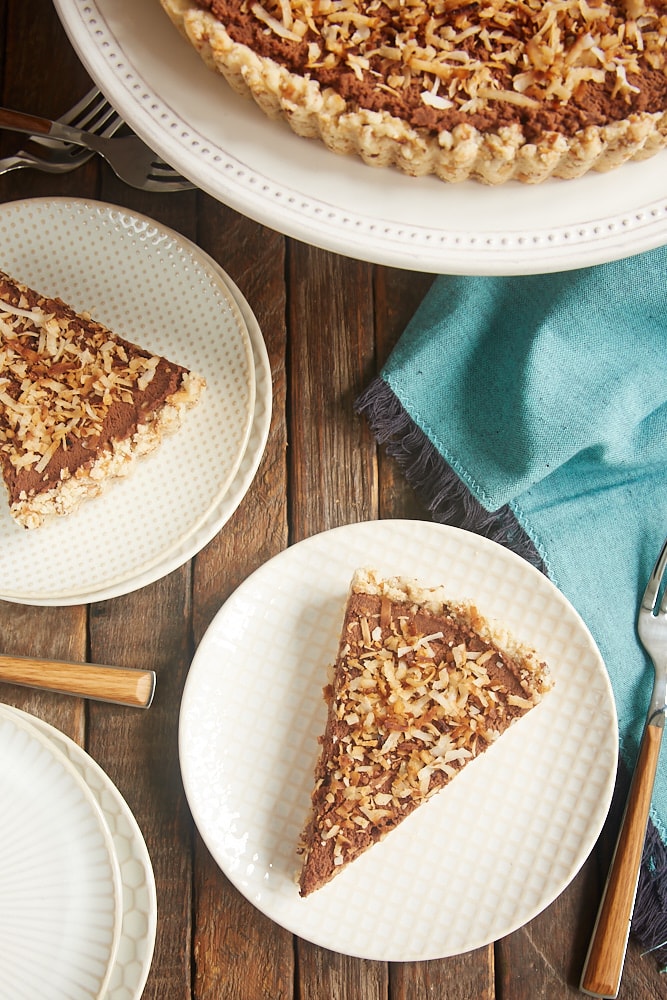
[288,241,377,537]
[188,204,295,999]
[371,265,435,523]
[390,947,495,1000]
[192,202,289,635]
[0,0,97,197]
[297,941,389,1000]
[0,600,87,740]
[287,241,388,997]
[88,568,194,1000]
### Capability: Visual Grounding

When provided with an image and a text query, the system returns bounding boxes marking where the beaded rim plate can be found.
[54,0,667,275]
[179,519,618,960]
[0,198,257,604]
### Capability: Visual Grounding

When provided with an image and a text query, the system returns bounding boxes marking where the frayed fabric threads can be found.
[356,376,546,570]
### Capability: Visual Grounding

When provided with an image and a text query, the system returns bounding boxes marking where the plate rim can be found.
[178,518,619,960]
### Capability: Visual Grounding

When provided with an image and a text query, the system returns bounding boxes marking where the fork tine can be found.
[24,88,122,161]
[141,179,196,192]
[57,87,105,127]
[147,161,179,173]
[641,536,667,615]
[148,164,195,182]
[70,94,122,136]
[139,158,195,188]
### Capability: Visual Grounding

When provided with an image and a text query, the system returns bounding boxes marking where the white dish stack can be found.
[0,704,157,1000]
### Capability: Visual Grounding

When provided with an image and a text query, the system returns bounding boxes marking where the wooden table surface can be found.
[1,3,666,998]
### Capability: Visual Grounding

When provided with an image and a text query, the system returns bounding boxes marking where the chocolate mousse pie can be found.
[160,0,667,183]
[298,568,553,896]
[0,269,205,529]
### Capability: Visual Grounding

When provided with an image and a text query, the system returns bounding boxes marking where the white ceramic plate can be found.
[53,0,667,276]
[179,520,618,961]
[0,197,256,603]
[5,706,158,1000]
[0,704,123,999]
[1,242,272,606]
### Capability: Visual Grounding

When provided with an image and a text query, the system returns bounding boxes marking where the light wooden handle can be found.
[580,722,664,998]
[0,653,155,708]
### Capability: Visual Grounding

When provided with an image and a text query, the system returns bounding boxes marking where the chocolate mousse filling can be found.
[196,0,667,140]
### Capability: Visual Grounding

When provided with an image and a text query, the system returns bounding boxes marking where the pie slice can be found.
[298,567,553,896]
[0,269,206,529]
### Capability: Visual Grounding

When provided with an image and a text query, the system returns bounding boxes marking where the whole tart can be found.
[298,568,553,896]
[160,0,667,183]
[0,270,205,529]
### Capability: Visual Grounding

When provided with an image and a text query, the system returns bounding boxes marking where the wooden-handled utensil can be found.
[580,537,667,998]
[0,653,155,708]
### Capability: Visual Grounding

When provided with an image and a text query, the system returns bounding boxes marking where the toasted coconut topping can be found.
[236,0,667,111]
[299,568,553,889]
[0,290,160,473]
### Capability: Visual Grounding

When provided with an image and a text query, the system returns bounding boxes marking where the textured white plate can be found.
[179,520,618,961]
[0,704,123,999]
[0,197,256,603]
[1,243,272,606]
[54,0,667,275]
[5,706,157,1000]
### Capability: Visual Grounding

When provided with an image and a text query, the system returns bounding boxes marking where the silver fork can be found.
[581,536,667,999]
[0,88,123,176]
[0,97,195,192]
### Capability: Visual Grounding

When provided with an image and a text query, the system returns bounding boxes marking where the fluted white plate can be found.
[54,0,667,274]
[5,707,157,1000]
[0,197,256,603]
[0,705,123,999]
[179,520,618,961]
[1,238,272,607]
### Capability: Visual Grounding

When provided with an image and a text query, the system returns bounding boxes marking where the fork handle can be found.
[0,653,155,708]
[580,721,664,998]
[0,108,93,150]
[0,107,54,137]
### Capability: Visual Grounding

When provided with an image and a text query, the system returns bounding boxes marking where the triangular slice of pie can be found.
[0,269,205,528]
[298,567,553,896]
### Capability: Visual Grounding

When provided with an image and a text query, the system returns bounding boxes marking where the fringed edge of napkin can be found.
[356,374,667,968]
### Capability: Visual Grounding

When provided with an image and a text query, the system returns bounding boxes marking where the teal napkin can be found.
[357,247,667,953]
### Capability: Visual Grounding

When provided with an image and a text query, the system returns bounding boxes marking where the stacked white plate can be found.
[0,703,156,1000]
[0,197,272,606]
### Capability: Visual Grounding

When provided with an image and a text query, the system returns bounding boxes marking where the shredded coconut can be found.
[238,0,667,110]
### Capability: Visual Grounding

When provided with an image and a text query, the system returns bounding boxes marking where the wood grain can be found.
[2,7,667,997]
[0,653,155,706]
[288,241,376,538]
